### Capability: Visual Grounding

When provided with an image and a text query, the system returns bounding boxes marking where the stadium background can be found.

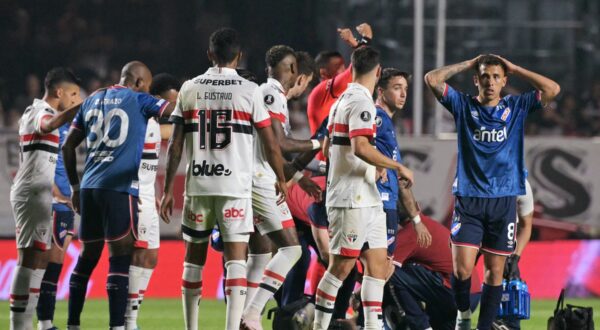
[0,0,599,322]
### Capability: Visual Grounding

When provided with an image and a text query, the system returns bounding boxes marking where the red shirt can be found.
[286,176,327,226]
[307,65,353,134]
[393,214,481,292]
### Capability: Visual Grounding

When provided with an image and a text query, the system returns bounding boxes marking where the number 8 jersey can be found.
[169,67,271,198]
[72,85,169,196]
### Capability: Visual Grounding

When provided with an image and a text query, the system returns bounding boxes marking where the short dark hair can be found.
[295,51,316,77]
[475,55,507,75]
[44,67,80,91]
[265,45,296,68]
[209,28,241,65]
[236,69,258,83]
[150,73,181,95]
[315,51,343,69]
[377,68,411,89]
[351,47,380,76]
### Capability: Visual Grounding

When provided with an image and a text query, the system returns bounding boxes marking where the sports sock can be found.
[9,265,33,330]
[224,260,247,330]
[24,268,44,327]
[68,257,99,326]
[137,267,154,305]
[244,253,271,306]
[245,245,301,318]
[125,265,143,330]
[452,275,472,313]
[477,284,503,330]
[313,271,342,330]
[107,255,131,328]
[37,262,63,325]
[182,262,203,330]
[361,276,385,330]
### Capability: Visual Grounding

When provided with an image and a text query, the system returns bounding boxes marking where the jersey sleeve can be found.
[33,107,57,134]
[312,117,329,140]
[347,100,376,139]
[517,90,544,113]
[138,93,170,119]
[438,84,466,117]
[374,112,388,152]
[251,88,272,129]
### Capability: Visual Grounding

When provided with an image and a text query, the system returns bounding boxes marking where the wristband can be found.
[411,214,422,224]
[292,171,304,183]
[71,184,80,192]
[355,36,372,48]
[311,139,320,150]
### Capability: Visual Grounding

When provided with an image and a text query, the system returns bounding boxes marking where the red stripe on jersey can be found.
[183,109,199,120]
[134,240,149,249]
[264,270,286,282]
[349,128,373,139]
[268,111,286,123]
[181,280,202,289]
[233,110,252,121]
[332,123,349,133]
[316,289,336,301]
[254,118,271,128]
[225,278,247,287]
[363,301,382,307]
[339,247,360,257]
[20,133,59,144]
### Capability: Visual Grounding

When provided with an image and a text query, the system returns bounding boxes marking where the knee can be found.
[278,245,303,263]
[484,266,504,285]
[454,264,473,280]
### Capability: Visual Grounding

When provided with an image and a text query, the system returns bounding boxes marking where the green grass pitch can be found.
[1,298,599,329]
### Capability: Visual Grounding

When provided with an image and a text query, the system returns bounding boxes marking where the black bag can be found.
[547,289,595,330]
[267,296,311,330]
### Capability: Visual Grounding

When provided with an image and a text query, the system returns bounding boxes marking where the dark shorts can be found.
[79,188,139,243]
[451,196,517,255]
[385,208,399,255]
[52,205,74,249]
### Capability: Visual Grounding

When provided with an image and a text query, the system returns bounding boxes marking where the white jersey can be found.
[138,118,161,201]
[253,78,289,186]
[170,67,271,198]
[326,83,381,208]
[10,99,60,202]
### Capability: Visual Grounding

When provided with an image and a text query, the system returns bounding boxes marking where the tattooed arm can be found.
[424,55,482,99]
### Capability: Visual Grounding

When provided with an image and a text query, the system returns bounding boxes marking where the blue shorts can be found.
[52,205,74,249]
[451,196,517,256]
[385,208,399,255]
[79,188,139,243]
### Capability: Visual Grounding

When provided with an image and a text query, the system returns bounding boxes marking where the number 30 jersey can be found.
[72,85,169,196]
[170,67,271,198]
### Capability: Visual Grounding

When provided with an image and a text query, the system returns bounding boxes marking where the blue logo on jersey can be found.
[451,216,461,236]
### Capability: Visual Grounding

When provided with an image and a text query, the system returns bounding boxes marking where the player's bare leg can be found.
[313,254,356,330]
[360,247,389,329]
[67,240,103,329]
[181,241,208,330]
[125,248,158,330]
[10,247,49,330]
[245,232,272,306]
[222,239,249,330]
[451,244,479,330]
[37,234,72,330]
[105,233,135,330]
[241,227,301,330]
[477,252,507,330]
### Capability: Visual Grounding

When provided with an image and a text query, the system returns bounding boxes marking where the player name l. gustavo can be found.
[197,92,233,100]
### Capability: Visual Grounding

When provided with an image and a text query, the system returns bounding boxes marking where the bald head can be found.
[120,61,153,93]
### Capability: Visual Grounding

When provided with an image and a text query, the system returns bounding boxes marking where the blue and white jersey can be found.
[72,85,169,196]
[439,84,542,197]
[53,122,72,211]
[374,106,401,210]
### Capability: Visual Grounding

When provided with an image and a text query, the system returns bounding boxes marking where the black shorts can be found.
[385,208,399,255]
[451,196,517,255]
[52,206,74,249]
[79,188,139,243]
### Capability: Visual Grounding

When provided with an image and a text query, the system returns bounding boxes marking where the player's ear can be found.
[376,65,382,79]
[473,74,479,88]
[54,86,63,99]
[501,75,508,87]
[207,50,214,64]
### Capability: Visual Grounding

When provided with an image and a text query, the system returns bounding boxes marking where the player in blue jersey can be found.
[62,61,175,330]
[374,68,431,254]
[36,121,75,330]
[425,54,560,330]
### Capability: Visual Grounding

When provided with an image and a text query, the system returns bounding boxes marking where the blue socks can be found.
[451,275,472,312]
[68,257,99,326]
[477,283,503,330]
[37,262,63,322]
[107,255,131,327]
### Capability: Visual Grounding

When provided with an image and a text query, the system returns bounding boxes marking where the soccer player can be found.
[313,46,414,330]
[241,45,321,330]
[125,73,181,330]
[9,67,81,330]
[63,61,175,330]
[159,28,287,330]
[374,68,431,254]
[315,51,345,81]
[424,54,560,330]
[384,213,482,330]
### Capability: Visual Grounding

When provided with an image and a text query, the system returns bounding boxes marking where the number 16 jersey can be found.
[169,67,271,198]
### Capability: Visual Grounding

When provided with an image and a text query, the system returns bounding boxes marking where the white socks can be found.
[245,253,271,306]
[181,262,203,330]
[224,260,247,330]
[361,276,385,330]
[10,266,33,330]
[313,271,342,330]
[125,265,155,330]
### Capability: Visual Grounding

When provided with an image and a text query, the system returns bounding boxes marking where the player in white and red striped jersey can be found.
[313,47,414,330]
[159,28,287,330]
[125,73,181,330]
[9,68,82,330]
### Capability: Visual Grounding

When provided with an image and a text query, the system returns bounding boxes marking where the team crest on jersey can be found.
[346,231,358,243]
[451,214,461,236]
[264,94,275,105]
[360,111,371,122]
[375,115,382,127]
[500,107,511,121]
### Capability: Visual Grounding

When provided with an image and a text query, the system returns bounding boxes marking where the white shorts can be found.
[182,195,253,243]
[327,205,387,257]
[11,192,53,251]
[517,179,534,218]
[252,184,294,235]
[136,197,160,249]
